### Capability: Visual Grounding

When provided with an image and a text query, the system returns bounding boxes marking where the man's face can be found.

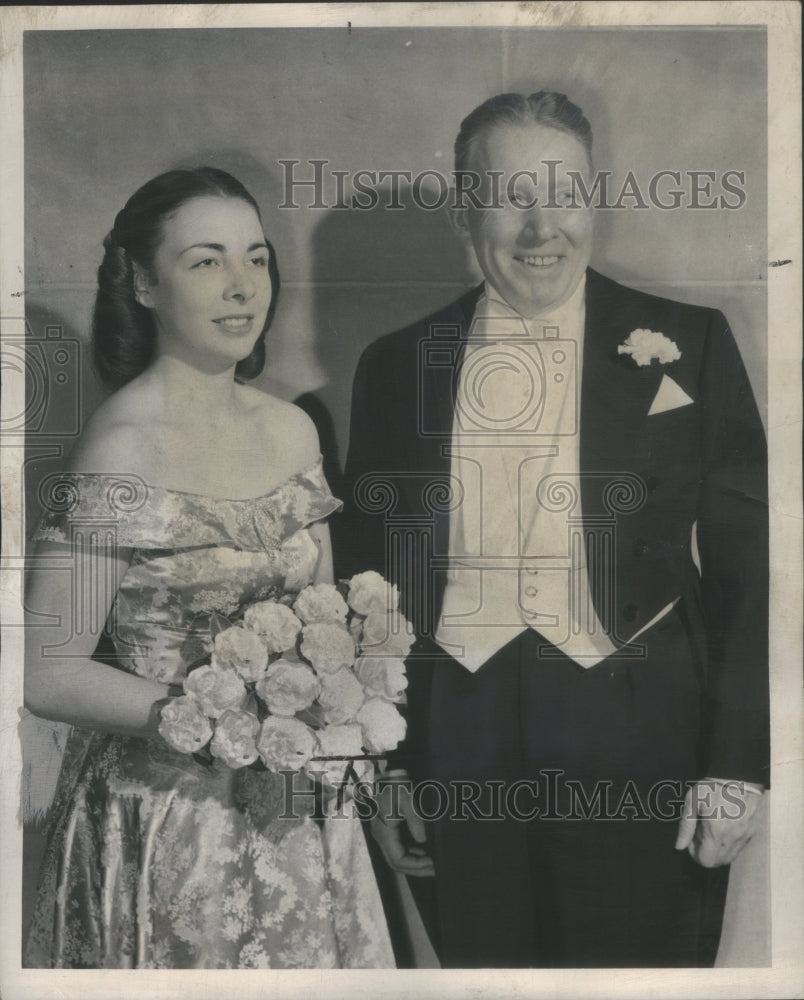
[459,123,594,317]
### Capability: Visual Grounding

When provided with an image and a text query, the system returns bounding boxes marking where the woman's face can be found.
[138,195,273,372]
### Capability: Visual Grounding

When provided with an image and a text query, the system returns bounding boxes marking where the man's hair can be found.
[454,91,593,177]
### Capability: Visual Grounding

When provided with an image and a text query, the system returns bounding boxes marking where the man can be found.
[338,92,768,967]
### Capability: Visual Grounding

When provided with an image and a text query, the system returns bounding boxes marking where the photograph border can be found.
[1,3,801,998]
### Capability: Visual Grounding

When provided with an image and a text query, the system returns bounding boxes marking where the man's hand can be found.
[370,773,435,877]
[675,779,762,867]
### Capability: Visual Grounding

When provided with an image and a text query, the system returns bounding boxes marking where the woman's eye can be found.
[192,257,219,269]
[555,191,575,207]
[249,255,269,268]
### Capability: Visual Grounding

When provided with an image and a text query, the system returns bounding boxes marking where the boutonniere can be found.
[617,329,681,367]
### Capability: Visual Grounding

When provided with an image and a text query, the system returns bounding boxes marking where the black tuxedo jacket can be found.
[338,269,769,785]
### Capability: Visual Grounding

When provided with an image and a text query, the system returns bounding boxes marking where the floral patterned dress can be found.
[23,459,395,969]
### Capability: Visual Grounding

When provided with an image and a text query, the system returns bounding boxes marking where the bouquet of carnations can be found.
[158,572,412,788]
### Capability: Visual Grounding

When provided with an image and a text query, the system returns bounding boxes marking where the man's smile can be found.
[513,254,562,268]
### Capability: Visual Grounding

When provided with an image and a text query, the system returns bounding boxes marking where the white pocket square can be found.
[648,374,694,415]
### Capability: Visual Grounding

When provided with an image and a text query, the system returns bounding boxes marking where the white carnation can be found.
[358,610,415,657]
[183,663,247,718]
[617,329,681,367]
[211,625,269,683]
[243,601,302,653]
[354,655,408,703]
[348,614,365,643]
[293,583,349,624]
[348,570,399,616]
[300,622,356,674]
[257,716,318,772]
[357,697,407,753]
[318,722,364,756]
[209,708,261,767]
[158,695,213,754]
[318,668,365,725]
[255,658,320,717]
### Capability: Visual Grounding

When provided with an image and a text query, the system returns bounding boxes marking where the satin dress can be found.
[24,459,394,969]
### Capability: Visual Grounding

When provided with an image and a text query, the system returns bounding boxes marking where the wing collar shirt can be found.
[435,276,621,671]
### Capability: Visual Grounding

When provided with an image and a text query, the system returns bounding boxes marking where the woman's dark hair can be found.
[454,91,593,179]
[92,167,280,390]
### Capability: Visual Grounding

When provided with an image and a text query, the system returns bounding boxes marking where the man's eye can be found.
[555,191,575,207]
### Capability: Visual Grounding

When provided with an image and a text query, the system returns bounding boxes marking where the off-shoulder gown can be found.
[24,459,394,969]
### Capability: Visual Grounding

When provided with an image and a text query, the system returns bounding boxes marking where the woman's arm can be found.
[24,540,173,738]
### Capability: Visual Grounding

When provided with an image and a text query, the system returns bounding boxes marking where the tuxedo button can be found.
[646,475,660,493]
[524,586,538,597]
[633,539,648,556]
[623,603,639,621]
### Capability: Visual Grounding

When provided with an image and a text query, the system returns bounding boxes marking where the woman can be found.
[23,168,395,969]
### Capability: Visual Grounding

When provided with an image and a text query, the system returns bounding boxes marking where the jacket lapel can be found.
[408,285,482,628]
[580,269,666,477]
[580,269,668,638]
[417,285,483,447]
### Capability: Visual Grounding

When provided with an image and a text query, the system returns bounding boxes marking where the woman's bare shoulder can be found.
[239,386,321,469]
[66,381,155,476]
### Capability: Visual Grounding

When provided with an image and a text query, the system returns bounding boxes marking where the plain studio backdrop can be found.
[20,26,768,966]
